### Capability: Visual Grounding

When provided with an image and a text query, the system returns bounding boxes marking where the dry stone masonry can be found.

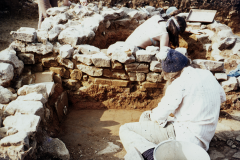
[0,1,240,159]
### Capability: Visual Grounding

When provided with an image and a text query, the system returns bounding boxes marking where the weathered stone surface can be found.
[48,24,66,41]
[107,42,136,64]
[209,150,225,160]
[101,9,124,21]
[218,38,237,50]
[58,27,79,46]
[17,53,35,64]
[112,61,123,69]
[5,100,44,117]
[41,82,55,97]
[232,152,240,159]
[146,72,162,83]
[0,49,24,75]
[128,11,141,19]
[41,136,70,160]
[217,29,234,41]
[62,79,81,90]
[73,54,93,65]
[9,40,26,52]
[10,27,37,43]
[3,114,41,133]
[0,86,17,104]
[142,82,164,89]
[175,47,188,56]
[17,83,48,99]
[232,42,240,56]
[37,30,48,44]
[50,67,67,77]
[34,71,54,83]
[91,52,111,67]
[128,72,145,81]
[57,56,74,69]
[215,73,227,81]
[42,57,58,67]
[59,44,74,59]
[221,77,238,92]
[46,6,68,16]
[103,69,128,80]
[16,92,47,104]
[70,69,82,80]
[196,34,211,44]
[125,63,149,73]
[77,44,100,55]
[80,14,103,32]
[0,63,14,87]
[0,131,28,147]
[77,64,103,76]
[192,59,224,72]
[25,42,53,55]
[150,61,162,72]
[112,79,129,87]
[136,50,155,62]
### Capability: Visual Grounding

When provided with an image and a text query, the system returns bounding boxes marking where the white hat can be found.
[154,140,210,160]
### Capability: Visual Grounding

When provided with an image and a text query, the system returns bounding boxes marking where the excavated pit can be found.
[0,2,240,160]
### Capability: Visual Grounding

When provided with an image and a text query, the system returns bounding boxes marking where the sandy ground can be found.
[58,108,143,160]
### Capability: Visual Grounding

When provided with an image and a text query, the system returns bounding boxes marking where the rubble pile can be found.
[0,2,240,159]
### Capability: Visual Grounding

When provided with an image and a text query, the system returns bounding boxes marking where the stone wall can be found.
[0,2,240,159]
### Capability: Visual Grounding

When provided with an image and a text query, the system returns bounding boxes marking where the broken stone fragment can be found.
[70,69,82,80]
[150,61,162,72]
[136,50,155,62]
[0,63,14,87]
[221,77,238,92]
[16,92,47,104]
[41,136,70,160]
[128,72,145,81]
[10,27,37,43]
[46,6,68,16]
[77,64,103,76]
[0,86,17,104]
[215,73,227,81]
[146,72,162,83]
[218,37,237,51]
[192,59,224,72]
[125,63,149,73]
[112,61,123,69]
[103,69,129,80]
[62,79,81,90]
[17,83,48,99]
[0,49,24,75]
[0,131,29,147]
[48,24,66,41]
[80,14,103,32]
[77,44,100,55]
[57,56,74,69]
[73,54,93,65]
[50,67,67,77]
[9,40,26,52]
[3,114,41,133]
[175,47,188,56]
[17,53,35,64]
[25,42,53,55]
[58,27,80,46]
[107,42,136,64]
[4,100,44,117]
[196,34,211,44]
[34,71,54,83]
[101,8,124,21]
[37,30,48,44]
[42,57,58,67]
[59,44,74,59]
[91,52,111,67]
[42,82,55,97]
[128,11,141,19]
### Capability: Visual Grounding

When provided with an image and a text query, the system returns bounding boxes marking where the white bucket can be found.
[153,140,210,160]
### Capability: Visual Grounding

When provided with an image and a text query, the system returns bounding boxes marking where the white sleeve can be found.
[150,79,185,127]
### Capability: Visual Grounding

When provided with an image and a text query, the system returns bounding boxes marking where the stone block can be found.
[53,74,62,84]
[196,34,211,44]
[34,71,54,83]
[42,82,55,97]
[146,72,162,83]
[70,69,82,80]
[25,42,53,55]
[77,44,100,55]
[37,30,48,44]
[77,64,103,76]
[215,73,227,81]
[0,86,17,104]
[142,82,164,89]
[232,42,240,57]
[91,52,111,67]
[107,42,136,64]
[192,59,224,72]
[5,100,44,117]
[112,79,129,87]
[0,63,14,87]
[42,57,58,67]
[128,72,145,81]
[218,38,237,51]
[175,47,188,56]
[9,40,26,52]
[17,53,35,64]
[3,114,41,133]
[94,78,112,85]
[112,61,123,69]
[150,61,162,72]
[0,131,29,147]
[73,54,93,65]
[50,67,66,77]
[59,45,74,59]
[125,63,149,73]
[16,92,47,104]
[17,83,48,99]
[62,79,81,90]
[57,56,74,69]
[221,77,238,92]
[128,11,141,19]
[58,27,80,46]
[10,27,37,43]
[217,29,234,41]
[101,9,124,21]
[48,24,66,41]
[136,50,155,62]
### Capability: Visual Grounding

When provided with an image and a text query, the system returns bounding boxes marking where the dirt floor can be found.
[58,108,143,160]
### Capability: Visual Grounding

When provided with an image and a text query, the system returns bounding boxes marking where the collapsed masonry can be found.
[0,2,240,159]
